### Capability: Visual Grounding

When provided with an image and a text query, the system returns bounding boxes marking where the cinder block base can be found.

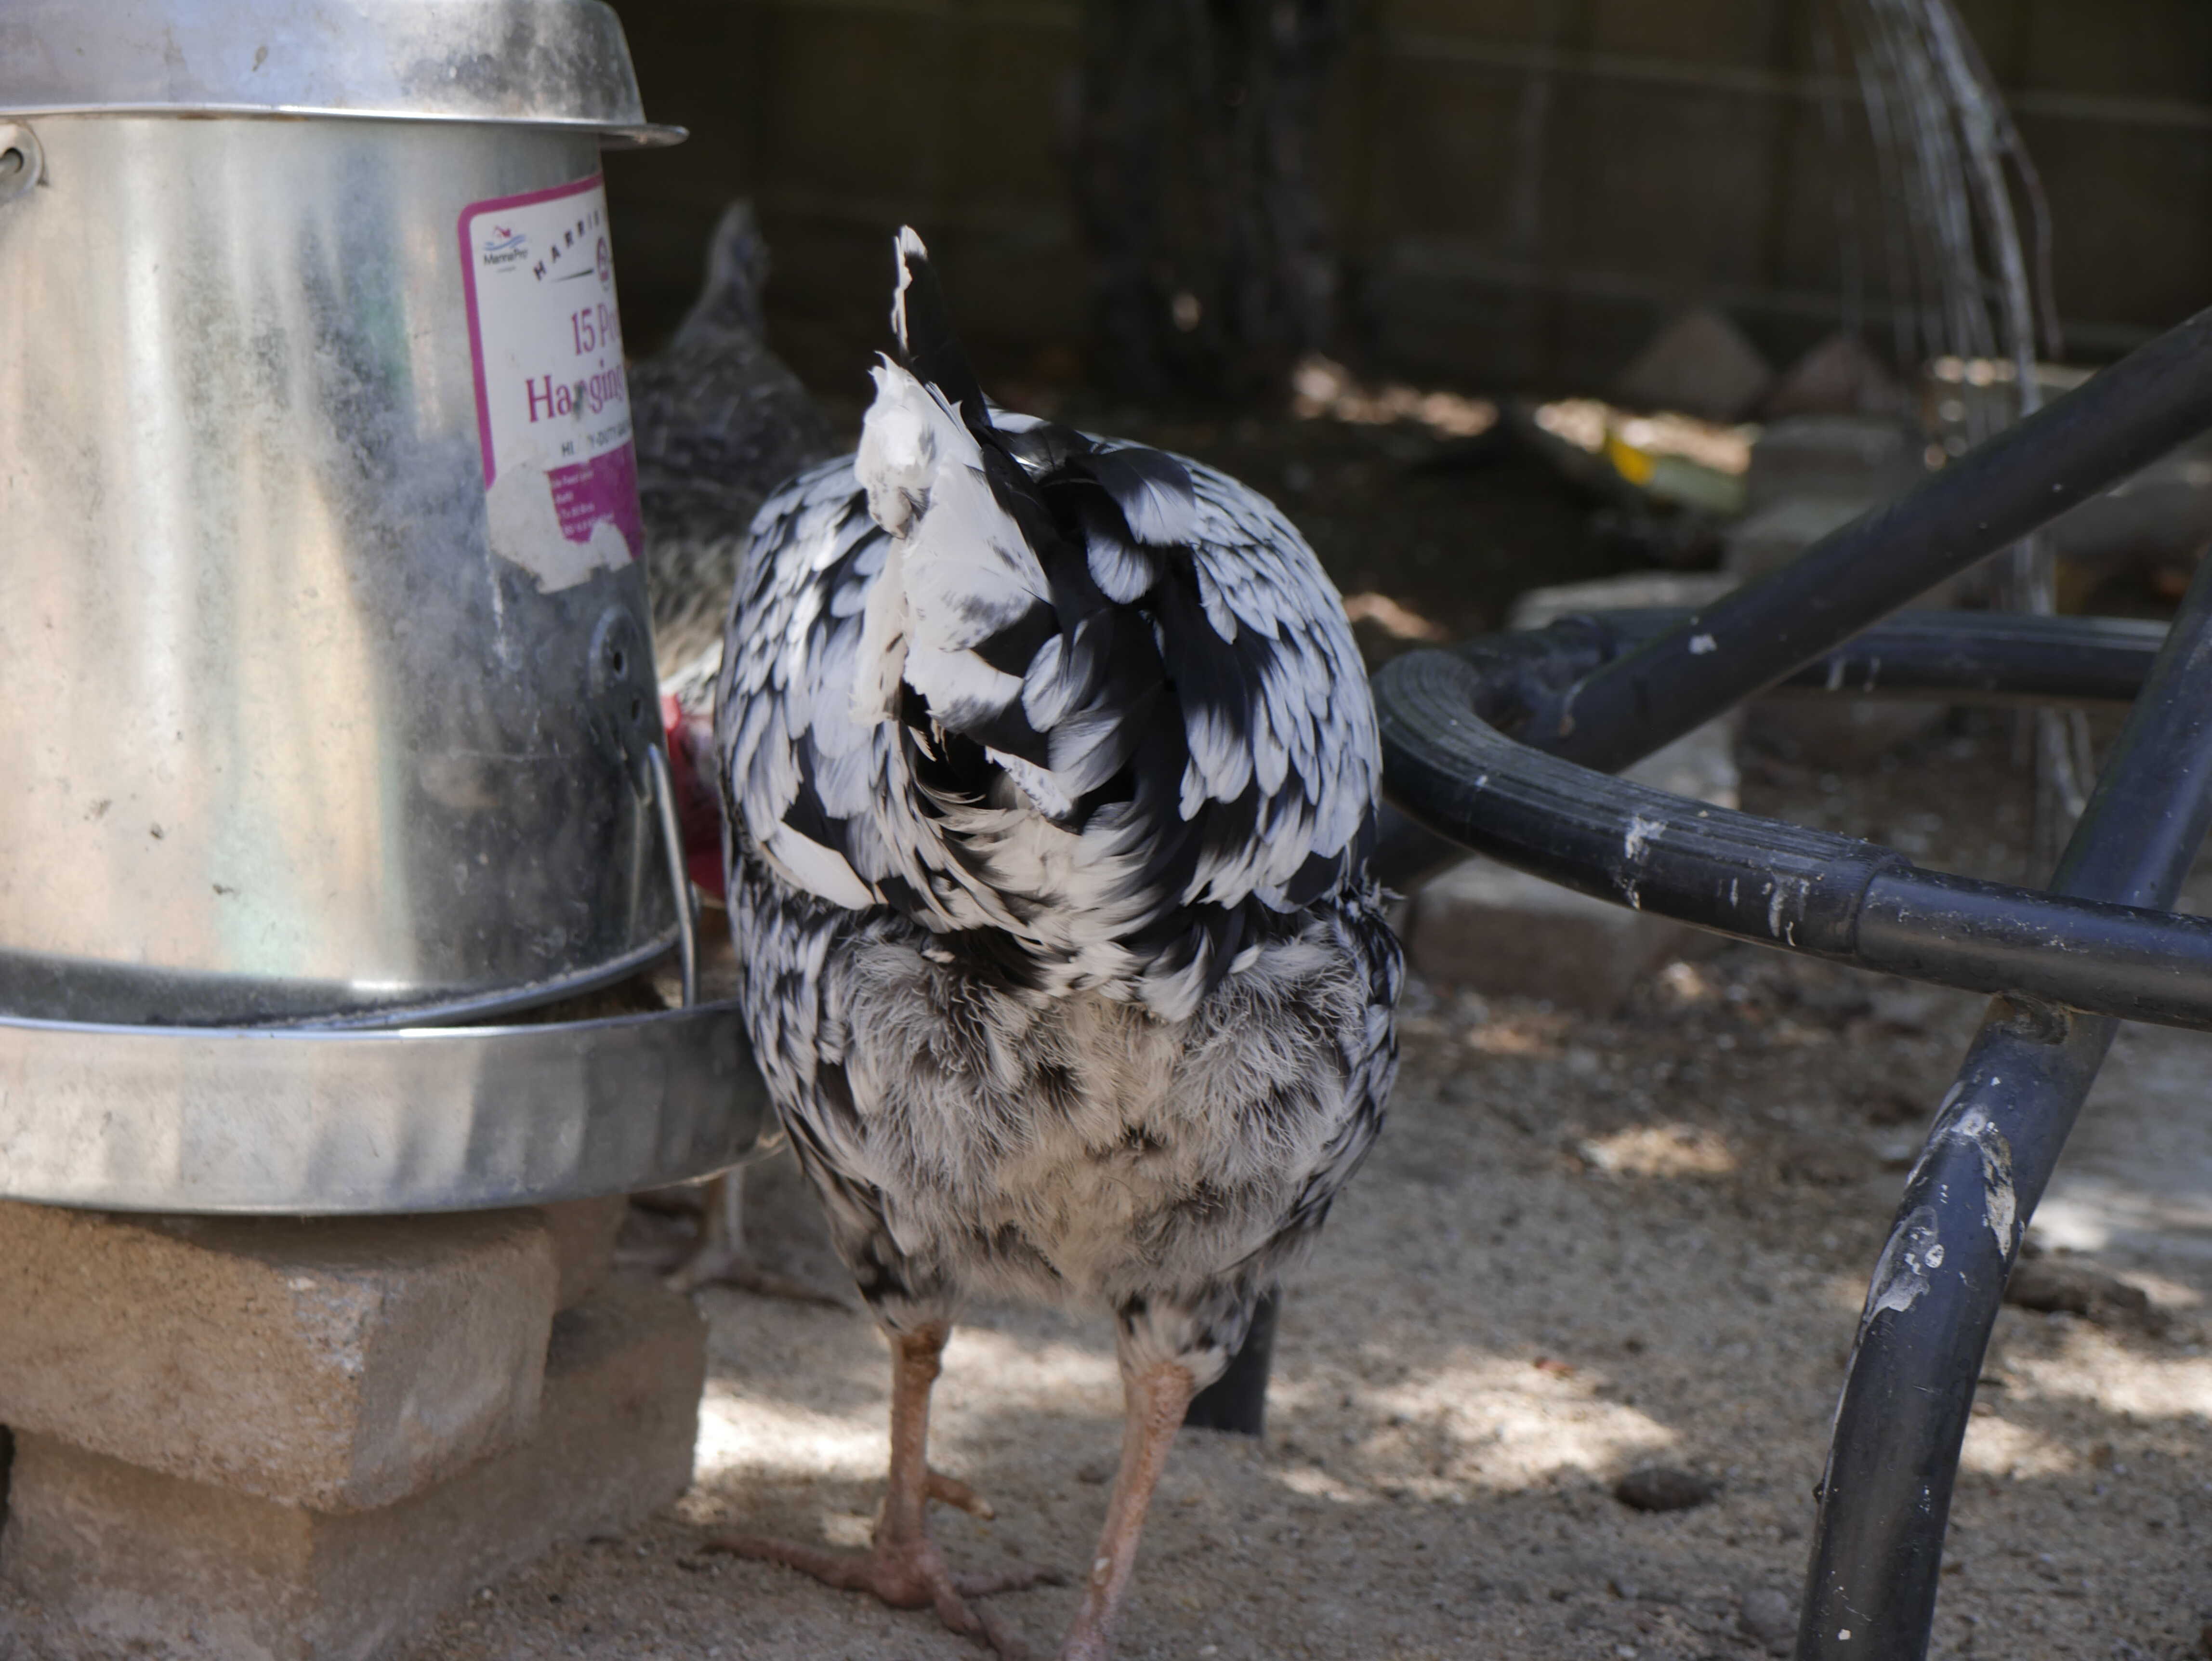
[0,1275,703,1661]
[540,1195,629,1312]
[0,1204,558,1511]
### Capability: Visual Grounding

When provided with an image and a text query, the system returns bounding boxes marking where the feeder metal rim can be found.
[0,0,678,142]
[0,924,689,1030]
[0,991,732,1045]
[0,105,686,145]
[0,995,767,1214]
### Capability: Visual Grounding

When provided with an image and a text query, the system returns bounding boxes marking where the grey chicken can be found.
[632,201,841,1295]
[707,228,1399,1660]
[632,199,841,688]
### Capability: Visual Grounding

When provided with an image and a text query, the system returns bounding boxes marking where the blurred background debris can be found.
[605,2,2212,721]
[594,0,2212,1003]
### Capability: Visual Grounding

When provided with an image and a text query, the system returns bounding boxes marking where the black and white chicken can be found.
[709,229,1399,1660]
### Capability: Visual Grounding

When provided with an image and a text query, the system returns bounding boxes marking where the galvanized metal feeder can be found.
[0,0,764,1213]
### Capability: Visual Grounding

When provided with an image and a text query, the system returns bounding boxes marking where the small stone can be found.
[1779,1135,1865,1186]
[1075,1460,1114,1485]
[1763,336,1911,422]
[1610,307,1774,423]
[1612,1465,1720,1513]
[2005,1259,2166,1333]
[1739,1587,1796,1654]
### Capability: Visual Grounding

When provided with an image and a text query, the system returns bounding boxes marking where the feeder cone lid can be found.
[0,0,684,145]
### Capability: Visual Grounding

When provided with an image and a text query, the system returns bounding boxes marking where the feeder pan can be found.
[0,0,764,1212]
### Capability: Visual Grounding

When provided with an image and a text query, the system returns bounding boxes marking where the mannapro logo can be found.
[480,224,528,266]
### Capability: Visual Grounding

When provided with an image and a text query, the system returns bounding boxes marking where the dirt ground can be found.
[376,707,2212,1661]
[7,404,2196,1659]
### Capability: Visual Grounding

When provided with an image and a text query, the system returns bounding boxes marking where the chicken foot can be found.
[706,1323,1053,1655]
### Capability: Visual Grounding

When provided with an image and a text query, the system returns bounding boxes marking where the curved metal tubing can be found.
[0,999,766,1214]
[1376,639,2212,1033]
[1372,609,2171,894]
[1568,607,2170,710]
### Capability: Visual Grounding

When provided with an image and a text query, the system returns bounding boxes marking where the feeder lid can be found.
[0,0,684,145]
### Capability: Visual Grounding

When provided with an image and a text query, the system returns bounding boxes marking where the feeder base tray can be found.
[0,998,764,1214]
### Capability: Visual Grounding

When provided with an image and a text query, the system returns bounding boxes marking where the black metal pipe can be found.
[1795,546,2212,1661]
[1523,303,2212,774]
[1372,610,2172,896]
[1796,1010,2115,1661]
[1855,870,2212,1028]
[1374,643,2212,1033]
[1182,1290,1278,1435]
[1578,608,2170,710]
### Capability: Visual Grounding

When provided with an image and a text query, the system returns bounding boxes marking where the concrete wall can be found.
[604,0,2212,395]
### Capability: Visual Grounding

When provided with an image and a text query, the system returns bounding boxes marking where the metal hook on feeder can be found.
[645,741,699,1011]
[0,123,41,207]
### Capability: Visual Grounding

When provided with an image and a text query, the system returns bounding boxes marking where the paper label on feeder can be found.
[459,174,644,593]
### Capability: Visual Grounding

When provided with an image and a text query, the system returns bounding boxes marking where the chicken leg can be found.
[706,1323,1051,1654]
[1054,1360,1199,1661]
[663,1172,850,1304]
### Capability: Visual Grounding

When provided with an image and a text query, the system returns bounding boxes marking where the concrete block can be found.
[2045,427,2212,571]
[1725,494,1880,580]
[0,1276,704,1661]
[1507,570,1737,631]
[0,1205,558,1512]
[1742,415,1923,515]
[539,1196,628,1312]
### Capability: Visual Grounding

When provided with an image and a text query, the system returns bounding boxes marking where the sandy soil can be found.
[372,718,2212,1661]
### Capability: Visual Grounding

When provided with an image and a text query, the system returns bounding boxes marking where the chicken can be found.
[631,201,842,1296]
[632,199,842,685]
[707,228,1399,1659]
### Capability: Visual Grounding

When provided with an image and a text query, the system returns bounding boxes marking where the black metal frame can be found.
[1362,300,2212,1661]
